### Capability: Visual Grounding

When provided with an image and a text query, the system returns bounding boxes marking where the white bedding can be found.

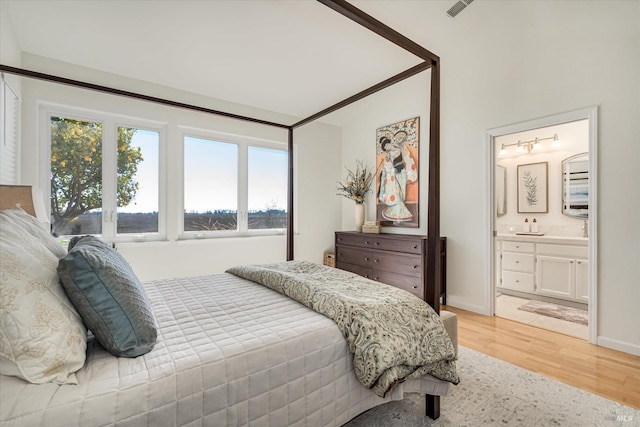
[0,273,452,427]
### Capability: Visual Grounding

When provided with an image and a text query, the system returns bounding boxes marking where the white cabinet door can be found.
[537,255,575,299]
[575,259,589,302]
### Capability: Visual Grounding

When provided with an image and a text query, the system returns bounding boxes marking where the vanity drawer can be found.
[502,252,534,273]
[536,243,587,258]
[501,271,534,293]
[501,241,534,253]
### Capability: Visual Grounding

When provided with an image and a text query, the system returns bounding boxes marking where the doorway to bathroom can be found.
[486,107,597,343]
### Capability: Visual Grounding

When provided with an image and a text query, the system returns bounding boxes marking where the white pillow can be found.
[1,206,67,258]
[0,207,87,384]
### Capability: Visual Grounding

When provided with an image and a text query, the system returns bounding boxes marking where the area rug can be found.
[344,346,639,426]
[517,299,588,325]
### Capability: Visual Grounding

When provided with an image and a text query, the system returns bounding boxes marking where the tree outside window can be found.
[50,117,143,235]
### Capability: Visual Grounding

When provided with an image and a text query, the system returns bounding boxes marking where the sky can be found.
[119,131,287,214]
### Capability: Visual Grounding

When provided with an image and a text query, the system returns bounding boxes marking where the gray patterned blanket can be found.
[226,261,459,397]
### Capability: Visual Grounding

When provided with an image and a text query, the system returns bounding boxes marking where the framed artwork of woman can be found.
[376,116,420,228]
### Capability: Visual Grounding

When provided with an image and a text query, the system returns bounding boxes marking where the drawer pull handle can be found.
[374,259,379,263]
[516,245,520,248]
[364,258,369,261]
[412,265,418,269]
[413,245,418,249]
[375,242,380,246]
[365,241,370,245]
[515,261,519,263]
[412,286,418,289]
[515,280,520,283]
[375,277,379,280]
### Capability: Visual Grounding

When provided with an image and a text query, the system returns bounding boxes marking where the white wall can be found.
[326,71,431,234]
[351,0,640,355]
[18,54,342,281]
[0,1,21,83]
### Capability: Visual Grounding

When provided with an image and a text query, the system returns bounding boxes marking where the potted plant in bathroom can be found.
[337,160,374,232]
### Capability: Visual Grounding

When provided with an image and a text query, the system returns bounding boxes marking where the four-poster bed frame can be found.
[0,0,444,419]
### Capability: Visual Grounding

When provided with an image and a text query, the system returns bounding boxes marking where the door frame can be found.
[485,106,598,344]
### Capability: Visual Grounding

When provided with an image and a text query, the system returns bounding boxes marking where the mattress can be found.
[0,273,452,426]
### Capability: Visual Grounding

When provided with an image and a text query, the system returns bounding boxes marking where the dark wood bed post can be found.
[287,127,294,261]
[425,58,442,420]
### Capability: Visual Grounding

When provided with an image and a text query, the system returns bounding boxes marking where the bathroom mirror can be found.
[496,165,506,217]
[562,152,589,218]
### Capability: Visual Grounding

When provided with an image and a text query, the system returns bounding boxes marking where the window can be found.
[183,133,287,237]
[117,127,160,234]
[50,116,104,235]
[247,146,287,230]
[183,136,238,232]
[48,110,162,240]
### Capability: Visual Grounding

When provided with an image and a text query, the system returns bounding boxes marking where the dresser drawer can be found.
[371,237,423,254]
[336,261,372,279]
[502,252,534,273]
[372,251,422,277]
[335,233,376,248]
[336,245,373,268]
[501,270,534,293]
[501,241,534,253]
[373,270,423,299]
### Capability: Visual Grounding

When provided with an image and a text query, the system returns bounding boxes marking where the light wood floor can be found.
[445,306,640,410]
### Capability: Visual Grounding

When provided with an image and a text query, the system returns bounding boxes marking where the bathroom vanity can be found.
[496,235,588,304]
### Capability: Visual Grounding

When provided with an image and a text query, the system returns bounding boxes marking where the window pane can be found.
[184,136,238,231]
[50,116,102,236]
[117,128,159,234]
[248,146,287,230]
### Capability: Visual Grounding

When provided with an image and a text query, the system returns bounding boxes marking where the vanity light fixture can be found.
[499,133,560,156]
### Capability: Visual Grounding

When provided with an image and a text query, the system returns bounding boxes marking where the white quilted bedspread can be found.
[0,274,452,426]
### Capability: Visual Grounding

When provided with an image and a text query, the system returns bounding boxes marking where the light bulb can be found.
[499,144,507,156]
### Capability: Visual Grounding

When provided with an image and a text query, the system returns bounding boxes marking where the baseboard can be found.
[597,336,640,356]
[444,296,490,316]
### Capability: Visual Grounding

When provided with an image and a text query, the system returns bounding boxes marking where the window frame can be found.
[179,126,289,240]
[39,103,167,243]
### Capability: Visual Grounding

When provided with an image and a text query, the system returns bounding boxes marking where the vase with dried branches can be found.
[337,160,374,232]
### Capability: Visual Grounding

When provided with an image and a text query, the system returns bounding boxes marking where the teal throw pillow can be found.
[58,236,157,357]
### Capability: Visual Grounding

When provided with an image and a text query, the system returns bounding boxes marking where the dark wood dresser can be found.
[334,231,446,303]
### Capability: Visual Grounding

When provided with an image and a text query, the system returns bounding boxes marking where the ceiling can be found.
[2,0,438,122]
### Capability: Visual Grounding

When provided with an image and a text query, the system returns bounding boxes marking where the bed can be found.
[0,203,458,426]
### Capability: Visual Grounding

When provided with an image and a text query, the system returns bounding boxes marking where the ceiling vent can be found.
[446,0,474,18]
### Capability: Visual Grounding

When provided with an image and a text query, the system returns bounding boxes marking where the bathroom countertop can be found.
[496,234,588,246]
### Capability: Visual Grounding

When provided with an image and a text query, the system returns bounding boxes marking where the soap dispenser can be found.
[523,218,530,233]
[531,218,539,233]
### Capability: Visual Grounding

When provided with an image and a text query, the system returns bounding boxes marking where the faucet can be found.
[582,219,588,238]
